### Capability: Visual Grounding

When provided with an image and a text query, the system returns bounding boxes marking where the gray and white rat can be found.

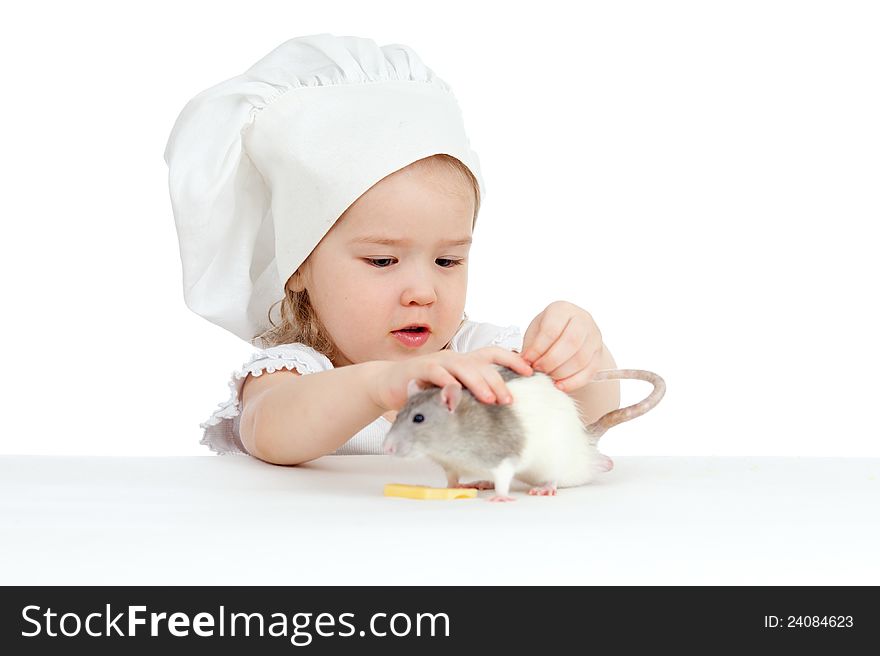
[382,366,666,502]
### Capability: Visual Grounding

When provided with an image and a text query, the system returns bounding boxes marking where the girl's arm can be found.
[566,343,621,425]
[240,361,387,465]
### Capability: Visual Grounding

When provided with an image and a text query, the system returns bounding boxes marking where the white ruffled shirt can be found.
[200,320,524,456]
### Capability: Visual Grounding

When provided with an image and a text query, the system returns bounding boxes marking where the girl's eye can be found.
[365,258,464,268]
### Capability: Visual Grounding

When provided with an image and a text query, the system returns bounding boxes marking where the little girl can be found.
[164,34,620,464]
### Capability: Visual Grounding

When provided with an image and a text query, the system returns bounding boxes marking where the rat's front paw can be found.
[455,480,495,490]
[488,495,516,503]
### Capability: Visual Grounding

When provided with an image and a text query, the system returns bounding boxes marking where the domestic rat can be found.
[382,366,666,502]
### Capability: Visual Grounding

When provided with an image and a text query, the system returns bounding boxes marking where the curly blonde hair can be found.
[252,154,481,360]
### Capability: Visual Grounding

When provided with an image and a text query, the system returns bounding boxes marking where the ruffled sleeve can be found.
[449,319,524,354]
[199,343,332,455]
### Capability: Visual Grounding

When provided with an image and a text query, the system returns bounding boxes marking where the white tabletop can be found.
[2,454,877,585]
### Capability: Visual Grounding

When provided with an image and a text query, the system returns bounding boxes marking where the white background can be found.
[2,0,877,457]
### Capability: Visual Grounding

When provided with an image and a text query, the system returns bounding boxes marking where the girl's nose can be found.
[400,268,439,305]
[400,288,437,306]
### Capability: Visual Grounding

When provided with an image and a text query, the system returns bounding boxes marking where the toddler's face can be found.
[291,162,474,366]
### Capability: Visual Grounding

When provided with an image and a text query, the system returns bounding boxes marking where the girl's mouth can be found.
[391,326,430,348]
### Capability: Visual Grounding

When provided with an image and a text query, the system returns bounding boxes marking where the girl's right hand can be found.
[370,346,535,412]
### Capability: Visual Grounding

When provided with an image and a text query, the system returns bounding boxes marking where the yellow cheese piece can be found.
[384,483,478,500]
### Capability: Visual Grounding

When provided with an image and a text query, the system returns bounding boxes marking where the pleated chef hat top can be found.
[164,33,486,345]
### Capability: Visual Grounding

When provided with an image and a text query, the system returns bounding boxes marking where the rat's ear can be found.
[440,381,463,413]
[406,379,424,399]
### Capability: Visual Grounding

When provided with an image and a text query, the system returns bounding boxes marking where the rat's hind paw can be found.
[455,480,495,490]
[528,482,558,496]
[596,454,613,472]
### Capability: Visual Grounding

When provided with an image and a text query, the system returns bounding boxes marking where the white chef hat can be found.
[164,33,486,345]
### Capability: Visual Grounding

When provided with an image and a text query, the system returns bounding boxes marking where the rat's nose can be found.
[383,441,396,455]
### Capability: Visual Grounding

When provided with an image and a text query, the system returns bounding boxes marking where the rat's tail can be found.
[582,369,666,442]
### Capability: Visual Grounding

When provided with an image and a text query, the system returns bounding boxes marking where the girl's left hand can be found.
[520,300,605,394]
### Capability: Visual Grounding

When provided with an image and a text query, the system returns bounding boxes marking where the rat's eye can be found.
[412,414,424,423]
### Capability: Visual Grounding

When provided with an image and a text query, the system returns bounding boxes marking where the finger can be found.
[552,364,595,393]
[519,314,545,365]
[543,346,593,382]
[531,317,588,375]
[555,332,604,381]
[583,327,604,361]
[428,363,460,391]
[521,310,569,365]
[484,367,513,404]
[553,342,605,391]
[497,347,534,376]
[449,363,498,404]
